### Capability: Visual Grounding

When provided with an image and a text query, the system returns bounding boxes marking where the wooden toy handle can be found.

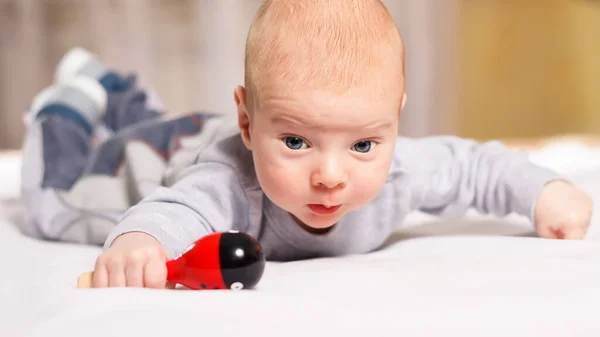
[77,271,94,288]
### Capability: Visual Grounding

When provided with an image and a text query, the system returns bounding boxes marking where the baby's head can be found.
[234,0,406,231]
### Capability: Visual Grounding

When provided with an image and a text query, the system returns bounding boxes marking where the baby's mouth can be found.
[307,204,342,215]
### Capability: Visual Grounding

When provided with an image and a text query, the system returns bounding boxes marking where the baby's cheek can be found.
[351,163,389,203]
[257,163,303,202]
[354,181,381,205]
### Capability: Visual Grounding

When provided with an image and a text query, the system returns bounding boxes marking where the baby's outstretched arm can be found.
[394,136,586,228]
[105,161,249,256]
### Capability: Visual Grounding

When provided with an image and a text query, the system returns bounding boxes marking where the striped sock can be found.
[32,76,107,135]
[54,47,131,92]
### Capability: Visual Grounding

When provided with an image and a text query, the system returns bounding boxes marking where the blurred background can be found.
[0,0,598,150]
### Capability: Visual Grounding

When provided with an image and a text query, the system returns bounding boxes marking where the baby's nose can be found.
[312,157,348,189]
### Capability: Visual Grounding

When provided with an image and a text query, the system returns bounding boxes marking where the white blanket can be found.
[1,141,600,337]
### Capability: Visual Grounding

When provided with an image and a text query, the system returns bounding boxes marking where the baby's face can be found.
[242,87,401,229]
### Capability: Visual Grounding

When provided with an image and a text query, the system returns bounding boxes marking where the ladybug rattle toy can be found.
[77,231,266,290]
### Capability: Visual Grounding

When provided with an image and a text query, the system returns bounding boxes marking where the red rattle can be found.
[77,231,266,290]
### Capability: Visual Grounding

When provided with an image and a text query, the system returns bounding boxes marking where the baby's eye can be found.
[284,136,307,150]
[352,140,376,153]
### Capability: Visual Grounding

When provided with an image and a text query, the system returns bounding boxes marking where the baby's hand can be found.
[93,232,172,288]
[534,180,593,240]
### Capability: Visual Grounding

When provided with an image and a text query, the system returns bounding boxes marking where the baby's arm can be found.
[94,161,249,287]
[105,161,249,257]
[395,136,563,222]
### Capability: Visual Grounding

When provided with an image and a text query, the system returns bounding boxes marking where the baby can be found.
[19,0,592,289]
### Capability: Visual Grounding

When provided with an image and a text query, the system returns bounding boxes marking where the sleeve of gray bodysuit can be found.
[103,161,249,259]
[393,136,565,224]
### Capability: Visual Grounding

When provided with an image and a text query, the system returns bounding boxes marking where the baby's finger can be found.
[92,264,109,288]
[125,256,145,287]
[536,223,558,239]
[107,260,127,287]
[562,227,586,240]
[144,258,167,289]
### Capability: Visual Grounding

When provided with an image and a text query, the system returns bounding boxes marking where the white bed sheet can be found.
[1,142,600,337]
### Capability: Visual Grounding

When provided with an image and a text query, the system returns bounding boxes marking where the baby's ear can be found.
[234,86,252,150]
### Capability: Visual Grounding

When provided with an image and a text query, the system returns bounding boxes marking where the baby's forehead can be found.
[253,85,403,119]
[252,65,405,110]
